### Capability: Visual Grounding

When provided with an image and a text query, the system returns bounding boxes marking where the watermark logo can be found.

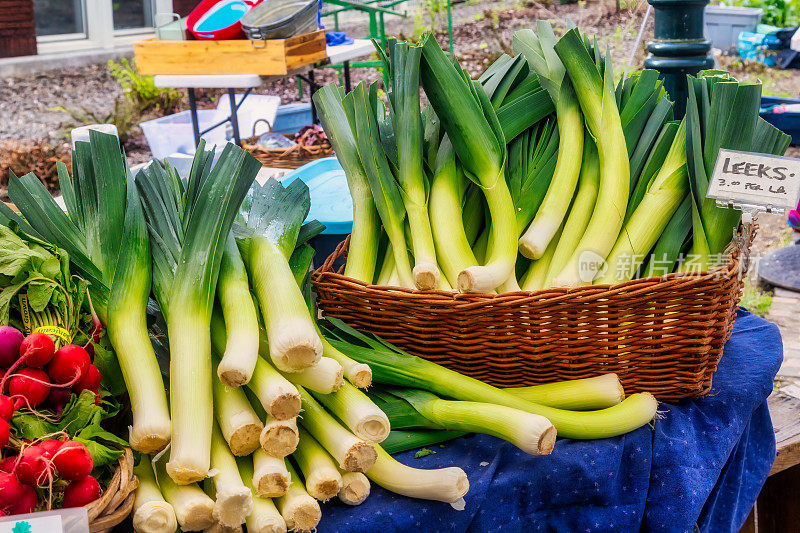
[578,250,607,283]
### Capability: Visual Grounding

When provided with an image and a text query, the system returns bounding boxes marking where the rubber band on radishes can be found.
[47,345,90,385]
[0,327,23,368]
[20,332,56,368]
[8,368,51,409]
[52,441,93,481]
[62,475,101,507]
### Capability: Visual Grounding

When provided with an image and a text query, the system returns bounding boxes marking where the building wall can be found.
[172,0,201,16]
[0,0,37,58]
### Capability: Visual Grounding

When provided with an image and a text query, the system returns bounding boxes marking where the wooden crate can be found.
[134,30,327,75]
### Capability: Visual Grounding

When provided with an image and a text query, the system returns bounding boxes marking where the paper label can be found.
[17,294,32,335]
[33,326,72,345]
[0,515,63,533]
[707,149,800,211]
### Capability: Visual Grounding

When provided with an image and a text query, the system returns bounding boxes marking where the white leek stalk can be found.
[215,234,260,386]
[338,470,370,506]
[155,457,215,531]
[504,374,624,410]
[597,119,688,284]
[275,461,322,532]
[385,41,441,289]
[278,357,343,394]
[293,427,342,501]
[367,445,468,503]
[312,381,390,443]
[322,338,372,388]
[546,136,599,283]
[551,28,630,287]
[246,235,323,371]
[213,313,301,421]
[260,416,299,457]
[297,386,377,472]
[238,457,289,533]
[212,358,264,456]
[514,24,584,259]
[393,388,556,455]
[132,460,177,533]
[429,138,479,287]
[252,448,290,498]
[209,422,253,527]
[520,223,563,291]
[137,146,260,483]
[420,35,516,293]
[204,522,243,533]
[313,84,381,284]
[248,357,301,421]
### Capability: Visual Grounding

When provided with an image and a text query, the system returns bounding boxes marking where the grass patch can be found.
[741,280,774,317]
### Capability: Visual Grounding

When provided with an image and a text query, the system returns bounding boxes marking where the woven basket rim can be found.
[312,234,746,302]
[86,447,137,532]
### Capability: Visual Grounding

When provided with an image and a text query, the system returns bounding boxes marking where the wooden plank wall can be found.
[0,0,37,58]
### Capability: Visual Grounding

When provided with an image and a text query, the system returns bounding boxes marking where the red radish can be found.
[0,327,23,368]
[38,439,65,459]
[0,395,14,421]
[0,456,16,473]
[52,441,92,481]
[11,483,37,514]
[19,332,56,368]
[46,387,71,415]
[0,471,36,514]
[8,369,50,409]
[74,365,101,395]
[62,475,101,507]
[47,345,90,385]
[16,446,54,487]
[0,419,8,449]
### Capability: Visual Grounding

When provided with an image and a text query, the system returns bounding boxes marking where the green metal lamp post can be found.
[644,0,715,117]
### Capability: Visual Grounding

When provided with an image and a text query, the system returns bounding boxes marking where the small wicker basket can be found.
[243,128,333,169]
[86,447,138,532]
[312,233,751,402]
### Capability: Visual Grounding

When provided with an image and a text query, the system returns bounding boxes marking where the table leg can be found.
[309,69,318,124]
[187,87,201,148]
[753,464,800,532]
[228,89,242,146]
[344,60,352,93]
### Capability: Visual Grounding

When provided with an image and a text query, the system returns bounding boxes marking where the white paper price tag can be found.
[0,508,88,533]
[707,149,800,211]
[0,516,62,533]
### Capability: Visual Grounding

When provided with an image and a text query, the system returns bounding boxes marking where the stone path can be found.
[772,286,800,383]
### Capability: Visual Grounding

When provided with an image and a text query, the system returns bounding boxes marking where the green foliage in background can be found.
[733,0,800,27]
[108,58,182,114]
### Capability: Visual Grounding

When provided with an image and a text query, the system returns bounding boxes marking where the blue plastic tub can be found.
[760,95,800,145]
[272,103,314,134]
[282,157,352,268]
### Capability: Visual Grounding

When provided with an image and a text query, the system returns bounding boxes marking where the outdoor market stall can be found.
[0,14,799,533]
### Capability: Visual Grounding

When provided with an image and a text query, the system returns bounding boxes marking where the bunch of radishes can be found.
[0,326,102,435]
[0,437,100,515]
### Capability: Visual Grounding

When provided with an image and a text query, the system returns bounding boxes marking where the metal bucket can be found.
[241,0,319,40]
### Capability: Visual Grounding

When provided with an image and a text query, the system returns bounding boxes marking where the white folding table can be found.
[153,39,376,148]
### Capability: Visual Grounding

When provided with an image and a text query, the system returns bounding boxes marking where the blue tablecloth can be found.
[318,309,782,533]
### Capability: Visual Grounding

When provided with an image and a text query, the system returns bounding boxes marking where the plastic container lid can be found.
[281,157,352,235]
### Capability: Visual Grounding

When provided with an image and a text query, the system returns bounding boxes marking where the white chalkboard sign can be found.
[707,149,800,211]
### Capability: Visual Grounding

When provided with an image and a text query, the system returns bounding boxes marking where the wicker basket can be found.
[243,131,333,169]
[86,447,138,532]
[312,234,752,402]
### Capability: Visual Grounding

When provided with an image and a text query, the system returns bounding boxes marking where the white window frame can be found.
[35,0,173,53]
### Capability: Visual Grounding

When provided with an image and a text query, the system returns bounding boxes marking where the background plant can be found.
[108,58,182,114]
